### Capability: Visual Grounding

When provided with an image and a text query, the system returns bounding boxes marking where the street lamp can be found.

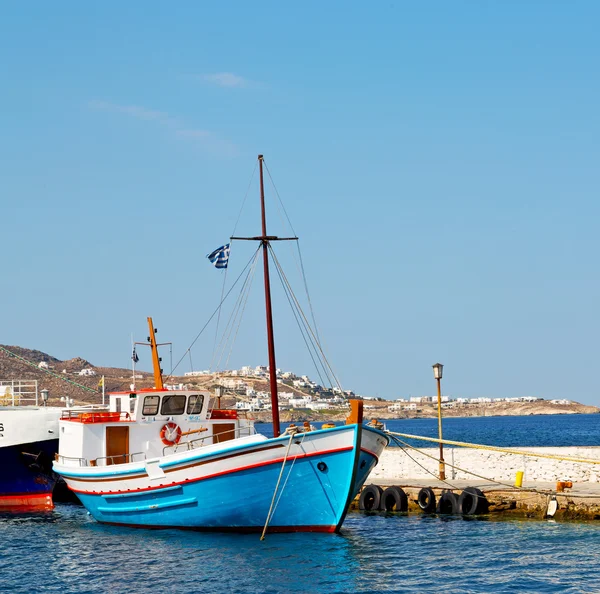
[432,363,446,481]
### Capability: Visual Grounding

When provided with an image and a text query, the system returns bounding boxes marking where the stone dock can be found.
[356,446,600,520]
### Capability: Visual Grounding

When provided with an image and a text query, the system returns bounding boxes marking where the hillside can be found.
[1,345,597,420]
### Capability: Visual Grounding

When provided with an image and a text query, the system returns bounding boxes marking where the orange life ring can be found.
[160,422,182,446]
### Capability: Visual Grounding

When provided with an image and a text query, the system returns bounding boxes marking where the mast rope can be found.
[269,246,331,389]
[0,345,97,395]
[211,162,258,371]
[269,245,344,393]
[165,245,261,381]
[213,249,260,371]
[260,433,296,541]
[263,161,323,347]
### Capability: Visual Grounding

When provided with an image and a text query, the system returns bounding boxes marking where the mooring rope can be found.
[388,432,600,499]
[261,433,295,541]
[385,430,600,465]
[389,434,549,501]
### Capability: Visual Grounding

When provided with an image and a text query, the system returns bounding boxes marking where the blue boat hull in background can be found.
[0,438,58,508]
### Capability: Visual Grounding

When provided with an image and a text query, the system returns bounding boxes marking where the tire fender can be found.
[436,490,460,514]
[417,487,437,513]
[358,485,383,511]
[459,487,488,515]
[380,486,408,512]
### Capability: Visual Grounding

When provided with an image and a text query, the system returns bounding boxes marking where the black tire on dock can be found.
[459,487,488,515]
[436,490,460,514]
[380,486,408,512]
[359,485,383,511]
[417,487,437,513]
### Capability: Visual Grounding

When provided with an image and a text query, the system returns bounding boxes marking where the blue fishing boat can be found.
[53,156,390,532]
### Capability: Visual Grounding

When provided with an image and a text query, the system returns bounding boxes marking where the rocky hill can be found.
[1,344,598,420]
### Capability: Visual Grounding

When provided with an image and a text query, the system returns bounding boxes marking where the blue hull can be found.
[0,438,58,508]
[73,425,386,532]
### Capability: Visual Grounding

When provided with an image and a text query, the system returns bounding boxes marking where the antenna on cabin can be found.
[131,318,172,390]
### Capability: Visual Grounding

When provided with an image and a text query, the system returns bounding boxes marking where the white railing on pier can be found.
[0,379,39,406]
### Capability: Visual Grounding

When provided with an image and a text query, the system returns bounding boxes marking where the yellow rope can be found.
[386,430,600,465]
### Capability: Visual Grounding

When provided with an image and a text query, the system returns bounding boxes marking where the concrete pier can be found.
[372,447,600,483]
[356,447,600,520]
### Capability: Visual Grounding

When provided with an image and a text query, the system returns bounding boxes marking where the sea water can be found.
[2,414,600,594]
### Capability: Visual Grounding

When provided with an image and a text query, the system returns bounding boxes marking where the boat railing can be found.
[60,410,133,423]
[55,454,89,467]
[0,379,39,406]
[55,451,146,467]
[163,424,256,456]
[91,452,147,466]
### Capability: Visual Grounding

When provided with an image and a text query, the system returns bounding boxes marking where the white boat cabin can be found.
[58,389,255,467]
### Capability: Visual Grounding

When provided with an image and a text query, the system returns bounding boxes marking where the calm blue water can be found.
[3,505,600,593]
[258,413,600,447]
[3,415,600,593]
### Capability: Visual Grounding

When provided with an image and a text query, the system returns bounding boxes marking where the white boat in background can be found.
[0,380,61,509]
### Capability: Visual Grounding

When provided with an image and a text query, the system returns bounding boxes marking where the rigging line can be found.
[188,350,194,373]
[263,160,297,237]
[263,160,323,352]
[211,260,249,371]
[269,246,344,392]
[231,161,258,238]
[260,433,295,541]
[269,246,339,390]
[0,345,97,394]
[209,160,257,369]
[212,250,260,371]
[215,250,259,371]
[165,245,262,381]
[272,432,308,512]
[296,240,322,346]
[209,260,230,371]
[223,253,260,370]
[270,246,329,388]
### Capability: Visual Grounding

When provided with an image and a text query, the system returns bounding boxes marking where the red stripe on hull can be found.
[100,521,337,533]
[0,492,54,510]
[69,445,355,497]
[360,447,379,463]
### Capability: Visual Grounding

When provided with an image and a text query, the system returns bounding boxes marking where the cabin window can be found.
[161,395,186,416]
[142,395,160,416]
[187,394,205,414]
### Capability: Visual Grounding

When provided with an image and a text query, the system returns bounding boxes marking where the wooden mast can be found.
[258,155,281,437]
[147,316,164,390]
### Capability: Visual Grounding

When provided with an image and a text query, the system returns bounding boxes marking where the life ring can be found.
[160,422,182,446]
[436,490,460,515]
[417,487,437,513]
[458,487,488,515]
[381,486,408,512]
[358,484,383,511]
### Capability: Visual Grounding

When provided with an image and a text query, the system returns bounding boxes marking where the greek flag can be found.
[132,347,139,364]
[207,243,230,269]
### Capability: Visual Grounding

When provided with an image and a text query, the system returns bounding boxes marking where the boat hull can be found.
[0,439,58,509]
[55,425,389,532]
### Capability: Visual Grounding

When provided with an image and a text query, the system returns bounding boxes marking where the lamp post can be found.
[432,363,446,481]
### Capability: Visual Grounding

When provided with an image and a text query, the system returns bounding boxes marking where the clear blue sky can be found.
[1,2,599,403]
